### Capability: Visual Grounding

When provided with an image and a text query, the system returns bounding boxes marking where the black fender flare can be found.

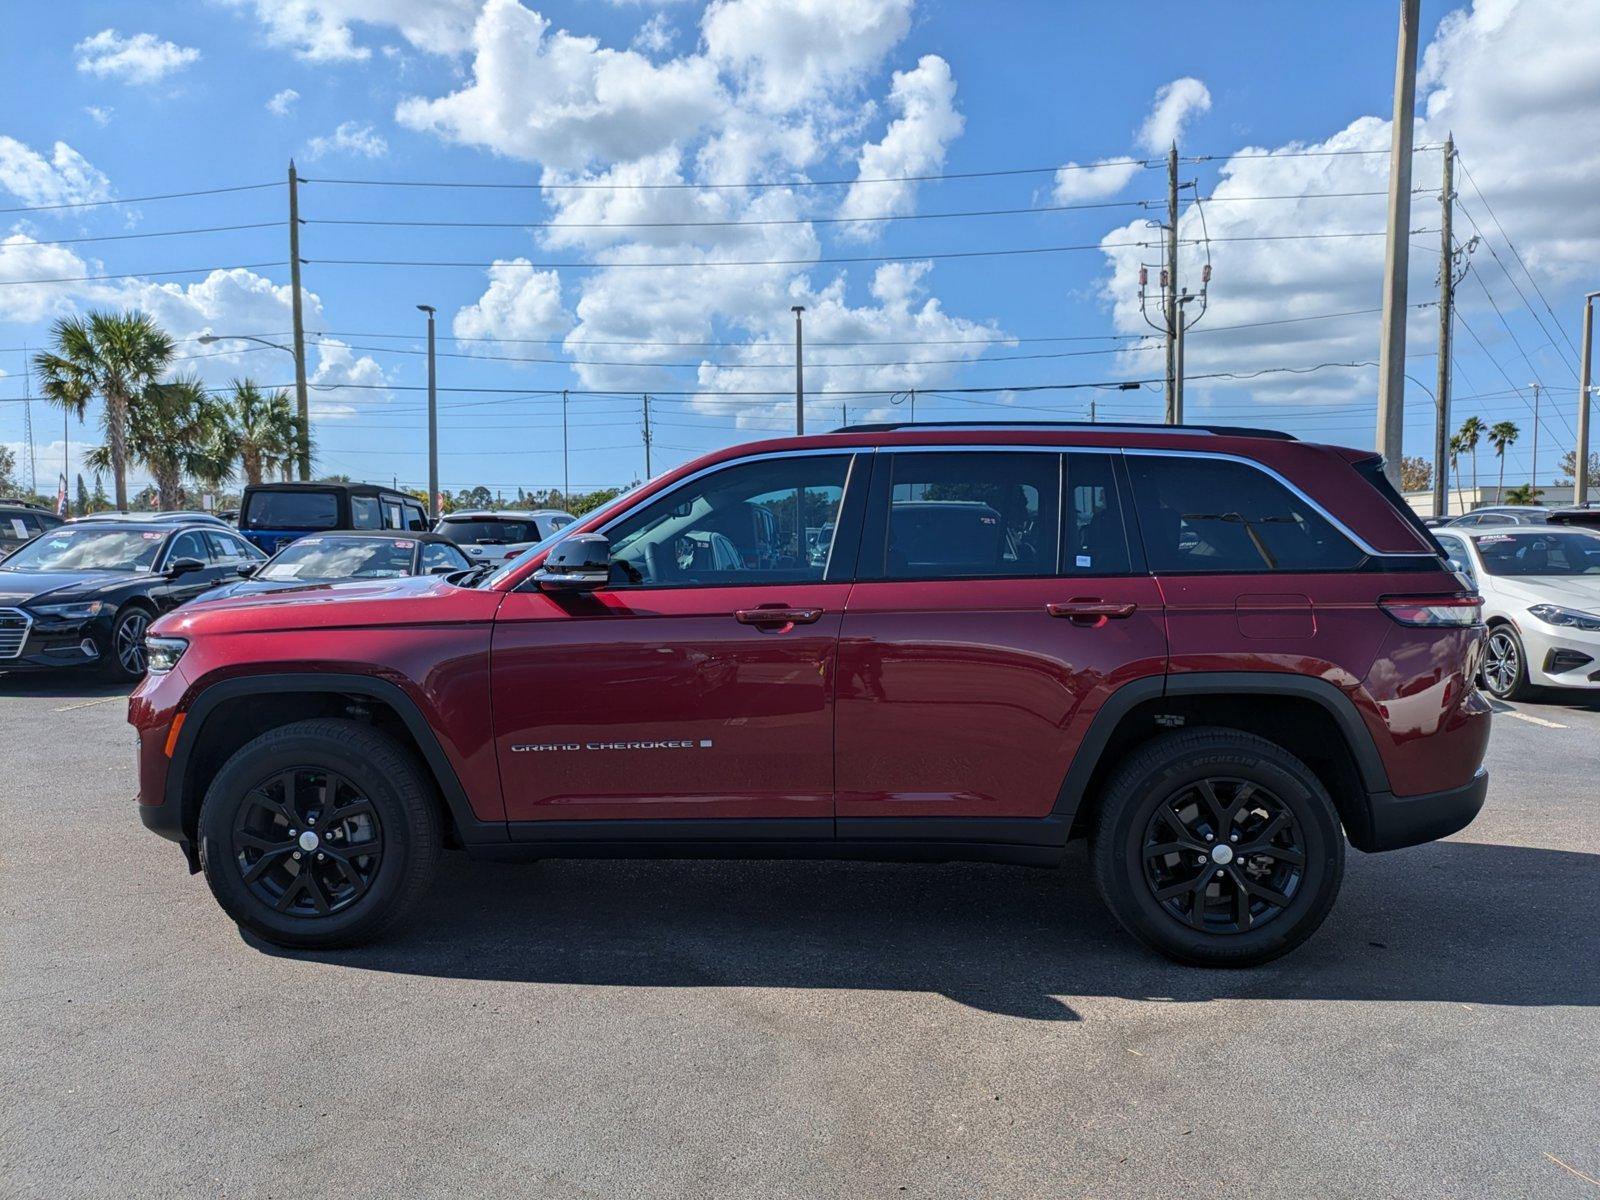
[1050,670,1392,831]
[165,672,507,845]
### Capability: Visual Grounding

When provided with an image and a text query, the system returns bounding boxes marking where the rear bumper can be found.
[1350,767,1489,853]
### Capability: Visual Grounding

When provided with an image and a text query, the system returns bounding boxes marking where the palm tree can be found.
[1457,415,1486,503]
[228,379,300,486]
[91,374,235,510]
[33,311,175,510]
[1487,420,1519,502]
[1448,432,1467,516]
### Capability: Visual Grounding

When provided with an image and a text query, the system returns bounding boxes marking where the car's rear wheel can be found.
[1482,624,1533,700]
[197,719,440,949]
[102,605,151,681]
[1089,728,1345,967]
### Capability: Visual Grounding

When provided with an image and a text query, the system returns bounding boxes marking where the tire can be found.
[197,718,441,949]
[1088,727,1345,968]
[101,605,152,681]
[1482,624,1533,701]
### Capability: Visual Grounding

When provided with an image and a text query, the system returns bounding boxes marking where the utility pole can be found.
[642,394,653,478]
[22,346,36,499]
[791,306,805,434]
[561,388,570,501]
[1089,398,1097,424]
[288,160,311,481]
[1577,292,1597,506]
[1433,136,1456,518]
[418,305,439,521]
[1375,0,1422,484]
[1164,142,1180,423]
[1529,382,1541,488]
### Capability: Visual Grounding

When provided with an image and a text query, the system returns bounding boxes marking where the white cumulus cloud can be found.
[452,261,572,347]
[305,121,389,160]
[73,29,200,86]
[838,54,963,238]
[218,0,482,62]
[267,88,300,117]
[0,138,113,210]
[1137,77,1212,152]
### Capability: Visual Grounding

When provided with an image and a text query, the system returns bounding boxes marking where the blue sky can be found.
[2,0,1596,499]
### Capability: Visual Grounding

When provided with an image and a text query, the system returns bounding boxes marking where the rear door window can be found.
[350,496,382,529]
[244,490,339,530]
[864,451,1060,580]
[1061,453,1131,575]
[1126,454,1364,572]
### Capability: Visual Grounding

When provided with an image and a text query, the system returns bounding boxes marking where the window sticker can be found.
[1478,535,1514,545]
[1076,554,1092,568]
[142,531,163,540]
[9,518,27,538]
[393,540,415,549]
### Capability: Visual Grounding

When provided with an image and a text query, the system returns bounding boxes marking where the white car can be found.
[432,509,576,563]
[1433,526,1600,699]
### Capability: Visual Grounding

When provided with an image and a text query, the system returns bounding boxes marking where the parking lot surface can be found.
[2,674,1597,1199]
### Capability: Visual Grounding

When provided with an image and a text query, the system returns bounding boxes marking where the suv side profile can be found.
[130,424,1490,967]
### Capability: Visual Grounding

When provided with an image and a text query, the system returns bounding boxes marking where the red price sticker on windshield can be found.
[394,540,415,549]
[142,531,163,539]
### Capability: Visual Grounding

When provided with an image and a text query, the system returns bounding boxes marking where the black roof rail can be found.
[829,420,1297,441]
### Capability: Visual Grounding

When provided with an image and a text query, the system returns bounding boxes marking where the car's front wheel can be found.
[1089,728,1345,967]
[102,605,151,681]
[197,719,440,949]
[1482,624,1533,700]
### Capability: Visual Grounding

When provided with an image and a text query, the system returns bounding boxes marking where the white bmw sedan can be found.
[1433,526,1600,700]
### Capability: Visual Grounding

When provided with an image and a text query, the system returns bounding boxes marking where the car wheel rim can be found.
[1141,777,1306,935]
[231,768,384,918]
[1484,631,1519,695]
[115,611,149,674]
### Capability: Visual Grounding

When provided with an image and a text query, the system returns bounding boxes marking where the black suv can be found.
[0,499,62,561]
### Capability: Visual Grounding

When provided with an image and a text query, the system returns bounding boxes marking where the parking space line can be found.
[52,696,125,713]
[1504,710,1568,730]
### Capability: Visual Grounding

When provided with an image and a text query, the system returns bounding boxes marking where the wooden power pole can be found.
[1433,136,1455,518]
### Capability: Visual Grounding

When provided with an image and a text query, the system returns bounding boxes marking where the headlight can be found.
[31,600,106,620]
[1529,604,1600,632]
[144,636,189,673]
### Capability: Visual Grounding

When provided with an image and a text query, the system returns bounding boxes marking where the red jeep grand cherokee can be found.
[129,422,1490,966]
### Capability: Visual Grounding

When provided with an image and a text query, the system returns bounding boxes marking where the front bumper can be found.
[1351,767,1489,853]
[1521,622,1600,689]
[0,613,109,670]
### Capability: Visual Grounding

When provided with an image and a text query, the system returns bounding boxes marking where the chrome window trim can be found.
[592,446,862,585]
[1121,446,1437,559]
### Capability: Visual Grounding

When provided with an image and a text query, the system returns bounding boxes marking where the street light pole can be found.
[1375,0,1422,485]
[418,305,438,522]
[1577,292,1597,506]
[288,160,311,481]
[791,306,805,435]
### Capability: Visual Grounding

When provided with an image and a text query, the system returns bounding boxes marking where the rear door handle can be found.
[1047,600,1138,624]
[735,607,824,627]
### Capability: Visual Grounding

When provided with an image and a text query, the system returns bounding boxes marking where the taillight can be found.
[1378,594,1483,627]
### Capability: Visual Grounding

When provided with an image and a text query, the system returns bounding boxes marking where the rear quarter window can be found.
[1127,455,1365,573]
[244,490,340,530]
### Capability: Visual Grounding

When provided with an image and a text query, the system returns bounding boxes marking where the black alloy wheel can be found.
[106,606,150,679]
[1089,727,1344,967]
[1141,777,1305,935]
[198,718,440,949]
[232,769,384,917]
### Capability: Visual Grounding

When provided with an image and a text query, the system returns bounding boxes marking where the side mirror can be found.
[532,532,610,591]
[235,563,259,577]
[166,556,205,578]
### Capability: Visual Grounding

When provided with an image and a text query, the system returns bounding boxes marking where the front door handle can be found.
[735,607,824,628]
[1047,600,1138,626]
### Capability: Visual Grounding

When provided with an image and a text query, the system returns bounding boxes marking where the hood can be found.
[190,576,339,603]
[156,571,500,637]
[0,568,155,608]
[1491,575,1600,612]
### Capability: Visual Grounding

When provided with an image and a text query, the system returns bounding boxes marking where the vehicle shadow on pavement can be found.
[0,672,130,702]
[253,838,1599,1021]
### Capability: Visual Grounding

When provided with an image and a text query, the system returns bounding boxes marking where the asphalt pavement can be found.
[2,671,1597,1199]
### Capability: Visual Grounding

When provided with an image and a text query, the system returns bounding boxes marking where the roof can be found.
[835,420,1298,441]
[243,481,415,497]
[439,509,574,520]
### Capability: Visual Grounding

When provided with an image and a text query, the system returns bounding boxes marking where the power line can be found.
[304,230,1419,275]
[0,261,288,286]
[0,222,281,250]
[1184,144,1444,163]
[1453,195,1579,380]
[1454,309,1575,444]
[1453,153,1582,362]
[0,181,281,215]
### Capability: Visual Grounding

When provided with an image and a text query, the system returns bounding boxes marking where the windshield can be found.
[243,490,340,530]
[480,488,641,588]
[438,517,541,546]
[1,527,165,572]
[1474,531,1600,577]
[257,536,416,581]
